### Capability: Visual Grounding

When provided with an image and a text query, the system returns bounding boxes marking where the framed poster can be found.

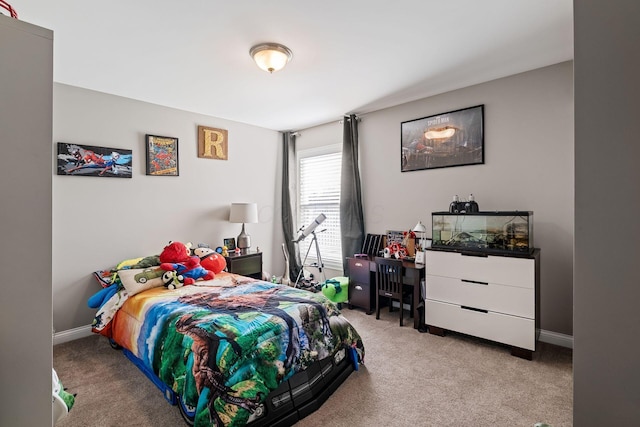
[146,134,179,176]
[401,104,484,172]
[56,142,132,178]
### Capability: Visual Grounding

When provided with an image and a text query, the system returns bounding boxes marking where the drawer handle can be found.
[461,305,488,314]
[355,285,363,291]
[460,251,488,258]
[461,279,489,286]
[355,262,363,267]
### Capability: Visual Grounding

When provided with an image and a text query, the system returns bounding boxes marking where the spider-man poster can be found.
[146,134,179,176]
[57,142,133,178]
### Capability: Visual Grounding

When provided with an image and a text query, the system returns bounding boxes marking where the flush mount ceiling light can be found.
[250,43,292,73]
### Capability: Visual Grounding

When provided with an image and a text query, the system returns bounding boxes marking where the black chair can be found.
[375,257,413,326]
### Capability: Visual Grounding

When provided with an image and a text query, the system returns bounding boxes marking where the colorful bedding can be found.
[101,272,364,427]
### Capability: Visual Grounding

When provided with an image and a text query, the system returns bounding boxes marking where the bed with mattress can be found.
[89,253,364,427]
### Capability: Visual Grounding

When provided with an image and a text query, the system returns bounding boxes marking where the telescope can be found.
[294,213,326,243]
[293,213,327,288]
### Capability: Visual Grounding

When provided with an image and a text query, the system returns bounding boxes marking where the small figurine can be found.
[221,245,229,257]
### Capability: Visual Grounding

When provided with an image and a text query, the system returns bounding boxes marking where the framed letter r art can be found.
[198,125,228,160]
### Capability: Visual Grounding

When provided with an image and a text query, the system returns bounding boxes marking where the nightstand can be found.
[224,251,263,279]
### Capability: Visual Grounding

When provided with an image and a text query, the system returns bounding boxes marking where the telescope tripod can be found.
[294,230,326,288]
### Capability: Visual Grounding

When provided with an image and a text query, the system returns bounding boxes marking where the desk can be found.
[346,255,425,329]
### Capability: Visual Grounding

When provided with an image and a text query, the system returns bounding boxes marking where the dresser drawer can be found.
[349,281,372,310]
[426,274,534,318]
[426,250,535,289]
[348,258,372,283]
[426,299,535,350]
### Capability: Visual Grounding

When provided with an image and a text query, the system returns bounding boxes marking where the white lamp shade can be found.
[229,203,258,224]
[413,221,427,233]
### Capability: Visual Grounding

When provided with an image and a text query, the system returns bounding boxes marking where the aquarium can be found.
[431,211,533,255]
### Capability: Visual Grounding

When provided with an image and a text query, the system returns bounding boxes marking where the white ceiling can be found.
[9,0,573,131]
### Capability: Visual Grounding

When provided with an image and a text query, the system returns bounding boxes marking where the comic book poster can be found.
[57,143,133,178]
[145,134,179,176]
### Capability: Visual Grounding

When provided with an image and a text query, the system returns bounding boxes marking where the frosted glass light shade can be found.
[250,43,292,73]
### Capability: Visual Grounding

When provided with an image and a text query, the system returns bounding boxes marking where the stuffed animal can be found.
[159,241,214,285]
[161,270,185,290]
[384,242,408,259]
[87,283,119,309]
[321,277,349,303]
[193,247,227,274]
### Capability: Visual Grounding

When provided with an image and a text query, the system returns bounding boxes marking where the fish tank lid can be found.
[432,210,533,216]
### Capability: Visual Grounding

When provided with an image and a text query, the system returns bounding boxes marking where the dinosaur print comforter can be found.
[107,273,364,427]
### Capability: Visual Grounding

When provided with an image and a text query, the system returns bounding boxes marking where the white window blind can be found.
[298,149,342,269]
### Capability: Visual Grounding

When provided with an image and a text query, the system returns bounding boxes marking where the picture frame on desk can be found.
[223,238,236,251]
[420,238,432,250]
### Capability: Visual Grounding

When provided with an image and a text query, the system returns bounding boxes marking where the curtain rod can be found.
[338,117,362,124]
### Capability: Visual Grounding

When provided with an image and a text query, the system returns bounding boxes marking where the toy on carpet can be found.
[159,241,214,285]
[321,277,349,303]
[347,340,364,371]
[53,368,76,423]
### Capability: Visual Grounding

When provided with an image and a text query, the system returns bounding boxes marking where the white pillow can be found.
[118,267,165,296]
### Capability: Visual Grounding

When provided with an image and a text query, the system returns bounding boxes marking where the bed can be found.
[90,257,364,427]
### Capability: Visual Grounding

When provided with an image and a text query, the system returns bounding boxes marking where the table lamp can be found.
[229,203,258,254]
[413,221,427,264]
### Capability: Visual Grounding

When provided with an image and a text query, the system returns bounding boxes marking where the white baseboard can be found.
[53,325,93,346]
[538,329,573,349]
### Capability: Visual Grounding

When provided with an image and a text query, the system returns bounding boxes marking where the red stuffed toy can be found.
[193,247,227,274]
[159,241,214,285]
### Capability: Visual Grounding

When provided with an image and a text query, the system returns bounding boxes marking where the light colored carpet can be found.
[54,308,572,427]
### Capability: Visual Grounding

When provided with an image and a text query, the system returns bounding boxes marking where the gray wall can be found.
[52,84,282,332]
[0,15,53,427]
[574,0,640,424]
[53,62,575,338]
[299,62,574,336]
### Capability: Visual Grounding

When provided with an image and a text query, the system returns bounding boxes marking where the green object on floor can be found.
[321,276,349,303]
[58,384,75,410]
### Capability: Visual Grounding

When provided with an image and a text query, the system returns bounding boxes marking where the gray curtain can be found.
[340,115,365,273]
[281,132,302,283]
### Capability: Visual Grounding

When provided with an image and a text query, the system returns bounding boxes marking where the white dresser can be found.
[425,248,540,359]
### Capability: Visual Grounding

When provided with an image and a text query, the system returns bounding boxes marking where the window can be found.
[298,145,342,270]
